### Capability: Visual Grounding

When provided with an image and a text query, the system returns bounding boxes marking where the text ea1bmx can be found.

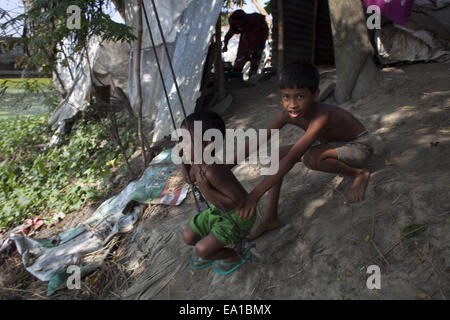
[178,304,272,317]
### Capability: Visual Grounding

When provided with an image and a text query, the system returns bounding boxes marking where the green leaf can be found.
[416,293,428,300]
[401,224,426,239]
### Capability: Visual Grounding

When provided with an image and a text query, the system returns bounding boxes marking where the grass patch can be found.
[0,78,58,118]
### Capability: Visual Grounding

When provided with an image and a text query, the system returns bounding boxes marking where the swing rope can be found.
[141,0,204,213]
[141,0,260,262]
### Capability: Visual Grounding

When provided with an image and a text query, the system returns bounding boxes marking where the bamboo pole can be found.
[277,0,284,72]
[136,0,148,166]
[215,16,225,101]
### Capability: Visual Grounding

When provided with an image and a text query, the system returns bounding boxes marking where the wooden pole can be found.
[136,0,148,166]
[277,0,284,72]
[215,16,225,101]
[311,0,319,64]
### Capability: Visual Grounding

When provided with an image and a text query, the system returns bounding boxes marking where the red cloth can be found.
[229,13,269,57]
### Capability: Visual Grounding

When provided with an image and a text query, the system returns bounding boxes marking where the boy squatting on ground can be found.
[179,111,256,275]
[237,61,374,240]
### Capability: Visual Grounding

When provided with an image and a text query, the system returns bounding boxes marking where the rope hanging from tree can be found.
[141,0,260,262]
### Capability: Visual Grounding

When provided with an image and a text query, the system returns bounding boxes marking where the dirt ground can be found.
[1,62,449,300]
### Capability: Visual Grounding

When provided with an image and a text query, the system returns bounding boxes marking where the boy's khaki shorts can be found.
[329,131,373,168]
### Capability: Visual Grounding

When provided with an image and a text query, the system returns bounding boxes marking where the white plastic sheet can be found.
[375,0,450,64]
[126,0,223,143]
[49,39,130,130]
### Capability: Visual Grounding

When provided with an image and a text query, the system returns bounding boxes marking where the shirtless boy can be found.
[237,61,373,239]
[180,111,256,274]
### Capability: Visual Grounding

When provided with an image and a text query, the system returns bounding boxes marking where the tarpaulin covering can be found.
[373,0,450,64]
[125,0,223,143]
[363,0,414,25]
[7,148,188,295]
[49,39,130,131]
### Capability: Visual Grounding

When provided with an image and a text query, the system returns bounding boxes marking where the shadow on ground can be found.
[119,62,450,300]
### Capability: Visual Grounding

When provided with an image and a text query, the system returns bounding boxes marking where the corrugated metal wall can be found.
[272,0,334,68]
[284,1,315,64]
[315,0,335,65]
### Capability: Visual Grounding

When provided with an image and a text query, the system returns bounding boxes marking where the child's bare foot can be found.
[345,170,370,203]
[215,257,242,272]
[248,217,280,240]
[191,256,214,269]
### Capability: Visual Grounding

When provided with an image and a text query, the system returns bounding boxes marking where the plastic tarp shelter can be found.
[48,39,130,139]
[367,0,450,64]
[125,0,223,144]
[9,148,189,296]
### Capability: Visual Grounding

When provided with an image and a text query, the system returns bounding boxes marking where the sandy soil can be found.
[1,62,449,300]
[121,62,450,300]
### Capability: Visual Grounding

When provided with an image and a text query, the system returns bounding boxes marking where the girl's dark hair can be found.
[181,110,226,138]
[279,61,320,93]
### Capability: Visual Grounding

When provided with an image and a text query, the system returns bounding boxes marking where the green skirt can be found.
[190,204,256,246]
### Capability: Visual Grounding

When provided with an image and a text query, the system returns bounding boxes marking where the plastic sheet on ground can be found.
[8,148,188,295]
[375,23,450,63]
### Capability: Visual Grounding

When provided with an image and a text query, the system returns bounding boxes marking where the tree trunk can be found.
[251,0,273,31]
[328,0,380,103]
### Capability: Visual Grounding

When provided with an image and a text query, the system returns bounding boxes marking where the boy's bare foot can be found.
[345,170,370,203]
[248,218,281,240]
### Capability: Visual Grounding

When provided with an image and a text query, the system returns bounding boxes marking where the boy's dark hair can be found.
[229,9,246,23]
[279,61,320,93]
[181,110,226,138]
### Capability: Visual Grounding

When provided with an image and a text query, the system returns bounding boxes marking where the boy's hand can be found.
[194,166,210,192]
[237,192,259,220]
[179,162,191,184]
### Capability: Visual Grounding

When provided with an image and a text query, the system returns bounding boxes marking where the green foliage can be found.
[0,78,59,119]
[1,0,136,77]
[400,224,426,239]
[220,13,229,26]
[1,78,60,113]
[0,112,138,228]
[223,0,247,10]
[264,0,272,15]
